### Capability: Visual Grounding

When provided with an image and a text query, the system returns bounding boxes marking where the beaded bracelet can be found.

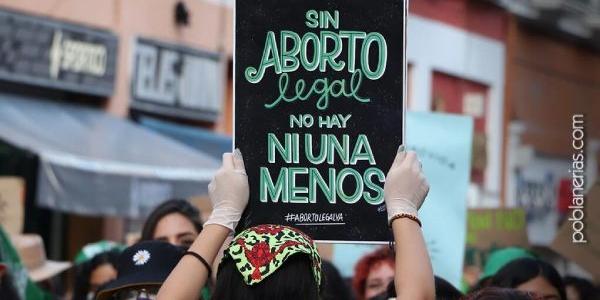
[389,213,422,227]
[184,251,212,278]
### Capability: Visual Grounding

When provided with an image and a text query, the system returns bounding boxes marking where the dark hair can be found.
[489,258,566,300]
[470,277,493,294]
[382,276,463,300]
[212,254,320,300]
[0,271,20,300]
[140,199,203,241]
[321,260,353,300]
[0,250,19,300]
[463,287,535,300]
[563,276,599,300]
[385,280,396,299]
[435,276,463,300]
[72,250,120,300]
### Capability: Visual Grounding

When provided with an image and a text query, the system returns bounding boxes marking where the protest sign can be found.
[234,0,407,242]
[331,112,473,286]
[465,208,528,268]
[466,208,528,250]
[399,111,473,287]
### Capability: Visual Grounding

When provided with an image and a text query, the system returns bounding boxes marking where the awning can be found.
[0,95,219,217]
[138,117,232,160]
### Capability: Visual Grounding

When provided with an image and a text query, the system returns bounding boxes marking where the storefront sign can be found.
[234,0,407,242]
[131,38,224,122]
[0,9,117,96]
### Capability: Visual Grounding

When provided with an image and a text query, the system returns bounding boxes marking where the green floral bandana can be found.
[223,224,322,287]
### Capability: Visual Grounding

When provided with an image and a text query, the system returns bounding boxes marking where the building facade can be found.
[0,0,233,259]
[408,0,508,208]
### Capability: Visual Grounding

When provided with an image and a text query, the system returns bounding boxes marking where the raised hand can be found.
[204,149,250,231]
[384,149,430,224]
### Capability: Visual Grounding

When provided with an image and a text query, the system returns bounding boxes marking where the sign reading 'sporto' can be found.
[0,9,117,97]
[235,0,407,242]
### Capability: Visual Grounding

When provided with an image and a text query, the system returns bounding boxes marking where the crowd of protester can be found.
[0,150,598,300]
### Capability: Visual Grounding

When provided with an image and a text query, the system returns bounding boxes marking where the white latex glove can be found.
[384,149,430,223]
[204,149,249,231]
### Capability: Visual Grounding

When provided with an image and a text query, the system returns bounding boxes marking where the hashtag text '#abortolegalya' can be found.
[570,114,586,244]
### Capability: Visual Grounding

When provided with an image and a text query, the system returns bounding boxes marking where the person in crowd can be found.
[157,149,434,300]
[72,241,123,300]
[321,260,354,300]
[463,287,537,300]
[211,224,323,299]
[471,247,535,292]
[140,199,204,248]
[95,240,184,300]
[140,199,211,299]
[12,234,71,298]
[1,226,56,299]
[489,257,566,300]
[563,276,599,300]
[353,247,395,300]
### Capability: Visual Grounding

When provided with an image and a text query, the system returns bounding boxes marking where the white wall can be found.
[407,15,506,207]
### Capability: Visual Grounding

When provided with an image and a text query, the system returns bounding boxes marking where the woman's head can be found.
[352,247,395,300]
[490,258,566,300]
[211,224,322,300]
[214,253,319,300]
[72,250,120,300]
[140,199,203,248]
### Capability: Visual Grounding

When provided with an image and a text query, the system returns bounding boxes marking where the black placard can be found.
[235,0,406,242]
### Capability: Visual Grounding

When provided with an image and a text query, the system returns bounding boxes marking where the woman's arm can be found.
[158,150,249,300]
[158,224,229,300]
[384,150,435,300]
[392,218,435,300]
